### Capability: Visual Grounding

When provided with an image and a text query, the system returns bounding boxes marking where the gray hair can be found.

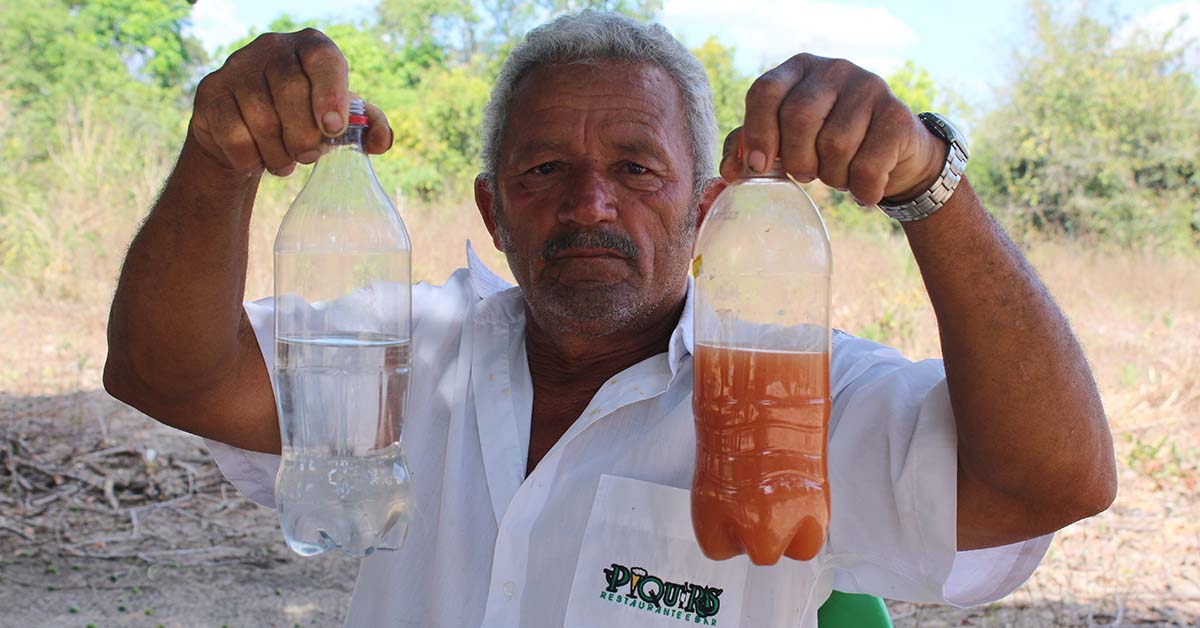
[480,11,719,201]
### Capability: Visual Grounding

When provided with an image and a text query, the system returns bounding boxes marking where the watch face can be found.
[919,112,968,157]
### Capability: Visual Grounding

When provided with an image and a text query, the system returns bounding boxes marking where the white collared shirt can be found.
[204,242,1051,628]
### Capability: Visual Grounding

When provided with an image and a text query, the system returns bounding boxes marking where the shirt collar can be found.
[465,240,514,301]
[464,239,695,374]
[666,275,695,377]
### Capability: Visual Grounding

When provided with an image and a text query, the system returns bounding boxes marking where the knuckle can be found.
[194,84,237,124]
[296,27,328,41]
[788,52,819,66]
[194,72,222,102]
[863,72,889,93]
[827,57,857,76]
[228,34,275,66]
[854,74,890,101]
[815,130,854,160]
[848,159,880,185]
[251,32,284,49]
[274,85,312,113]
[299,39,345,68]
[778,94,825,129]
[266,57,307,90]
[875,103,916,136]
[889,101,920,125]
[245,107,282,137]
[747,74,788,105]
[284,127,322,155]
[220,125,257,156]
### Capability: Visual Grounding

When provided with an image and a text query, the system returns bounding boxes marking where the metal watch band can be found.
[878,125,968,222]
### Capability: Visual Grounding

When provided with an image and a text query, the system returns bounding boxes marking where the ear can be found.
[474,174,505,252]
[695,177,727,232]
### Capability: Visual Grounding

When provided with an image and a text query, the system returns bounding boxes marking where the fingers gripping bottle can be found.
[272,99,414,558]
[691,160,832,566]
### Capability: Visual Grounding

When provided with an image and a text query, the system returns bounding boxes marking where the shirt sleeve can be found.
[824,331,1053,607]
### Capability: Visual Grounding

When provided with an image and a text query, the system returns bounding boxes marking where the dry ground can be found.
[2,196,1198,627]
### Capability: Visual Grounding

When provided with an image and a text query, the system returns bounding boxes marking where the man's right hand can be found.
[188,28,394,178]
[106,27,403,456]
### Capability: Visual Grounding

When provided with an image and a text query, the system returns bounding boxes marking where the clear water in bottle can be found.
[274,333,413,557]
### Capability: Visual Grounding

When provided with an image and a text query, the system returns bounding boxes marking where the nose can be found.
[558,164,618,226]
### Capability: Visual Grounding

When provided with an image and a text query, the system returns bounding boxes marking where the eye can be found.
[623,161,650,175]
[529,162,557,175]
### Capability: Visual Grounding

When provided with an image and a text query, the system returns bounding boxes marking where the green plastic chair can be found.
[817,590,893,627]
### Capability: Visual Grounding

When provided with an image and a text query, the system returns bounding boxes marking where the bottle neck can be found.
[323,125,366,151]
[308,124,375,186]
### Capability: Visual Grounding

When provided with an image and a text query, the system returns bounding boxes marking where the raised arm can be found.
[103,29,393,455]
[722,53,1116,550]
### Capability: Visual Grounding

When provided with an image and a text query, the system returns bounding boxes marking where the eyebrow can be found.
[511,138,573,161]
[509,136,672,166]
[612,138,670,165]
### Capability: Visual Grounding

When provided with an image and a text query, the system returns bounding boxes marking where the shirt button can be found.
[503,581,516,598]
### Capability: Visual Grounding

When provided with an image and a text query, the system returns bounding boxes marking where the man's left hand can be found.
[719,53,944,205]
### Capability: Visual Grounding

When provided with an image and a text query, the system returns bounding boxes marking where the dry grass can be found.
[1,135,1197,624]
[826,230,1200,627]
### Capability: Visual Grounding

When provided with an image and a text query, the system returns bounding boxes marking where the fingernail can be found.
[748,150,767,173]
[297,150,320,163]
[322,111,343,134]
[796,175,814,183]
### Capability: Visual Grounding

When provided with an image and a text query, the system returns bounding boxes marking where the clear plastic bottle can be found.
[691,161,832,566]
[272,99,414,558]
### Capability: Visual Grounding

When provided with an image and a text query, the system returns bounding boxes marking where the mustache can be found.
[539,230,640,261]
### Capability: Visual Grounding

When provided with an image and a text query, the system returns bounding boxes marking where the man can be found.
[103,11,1116,628]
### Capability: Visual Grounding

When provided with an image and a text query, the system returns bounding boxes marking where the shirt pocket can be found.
[563,475,749,628]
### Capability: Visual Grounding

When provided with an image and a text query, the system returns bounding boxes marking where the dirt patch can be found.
[2,229,1197,627]
[1,391,357,627]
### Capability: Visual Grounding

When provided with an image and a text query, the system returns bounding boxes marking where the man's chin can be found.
[533,287,644,336]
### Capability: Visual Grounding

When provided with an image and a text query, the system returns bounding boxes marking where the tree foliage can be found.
[974,0,1200,247]
[0,0,204,162]
[691,36,753,146]
[887,60,938,113]
[0,0,205,284]
[1,0,1196,264]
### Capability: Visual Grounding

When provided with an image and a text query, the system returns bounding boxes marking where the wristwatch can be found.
[877,112,969,222]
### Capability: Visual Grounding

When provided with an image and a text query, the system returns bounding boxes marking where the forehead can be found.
[501,61,689,156]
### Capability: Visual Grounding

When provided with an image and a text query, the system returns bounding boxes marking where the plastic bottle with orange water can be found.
[691,158,832,566]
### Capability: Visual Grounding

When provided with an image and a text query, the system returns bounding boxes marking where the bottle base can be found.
[284,525,409,559]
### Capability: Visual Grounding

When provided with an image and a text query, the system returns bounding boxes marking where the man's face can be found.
[481,61,699,338]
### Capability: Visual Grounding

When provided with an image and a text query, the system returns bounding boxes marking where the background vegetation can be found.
[1,0,1197,302]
